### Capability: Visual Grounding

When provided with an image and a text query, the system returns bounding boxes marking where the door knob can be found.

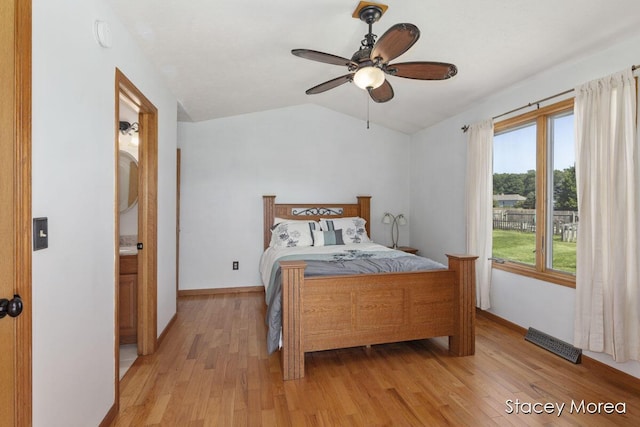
[0,294,23,319]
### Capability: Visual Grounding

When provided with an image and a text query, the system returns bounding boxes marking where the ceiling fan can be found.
[292,1,458,103]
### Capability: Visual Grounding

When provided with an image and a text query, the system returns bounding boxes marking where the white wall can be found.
[32,0,177,425]
[410,32,640,378]
[177,104,410,289]
[408,122,468,264]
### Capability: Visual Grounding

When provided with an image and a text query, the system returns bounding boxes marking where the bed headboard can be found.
[263,195,371,250]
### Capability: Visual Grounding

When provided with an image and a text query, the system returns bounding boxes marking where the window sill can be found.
[492,261,576,288]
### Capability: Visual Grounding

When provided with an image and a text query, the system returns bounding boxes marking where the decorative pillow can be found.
[270,220,319,248]
[319,217,370,244]
[313,229,345,246]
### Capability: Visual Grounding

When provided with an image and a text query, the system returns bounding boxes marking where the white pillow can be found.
[270,220,319,248]
[319,217,370,244]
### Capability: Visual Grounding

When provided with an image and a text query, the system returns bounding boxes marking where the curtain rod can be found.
[461,64,639,132]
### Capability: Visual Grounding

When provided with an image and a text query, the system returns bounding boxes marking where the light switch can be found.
[33,217,48,250]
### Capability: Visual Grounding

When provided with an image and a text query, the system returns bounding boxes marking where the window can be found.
[492,99,576,287]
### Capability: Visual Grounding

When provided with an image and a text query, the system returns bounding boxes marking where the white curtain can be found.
[574,69,640,362]
[465,119,494,309]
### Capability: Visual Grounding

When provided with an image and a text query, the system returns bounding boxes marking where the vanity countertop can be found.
[119,235,138,255]
[119,246,138,256]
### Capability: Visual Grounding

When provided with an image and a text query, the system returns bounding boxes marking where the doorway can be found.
[114,69,158,406]
[118,98,140,378]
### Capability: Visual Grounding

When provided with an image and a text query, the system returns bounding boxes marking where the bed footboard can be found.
[279,254,477,380]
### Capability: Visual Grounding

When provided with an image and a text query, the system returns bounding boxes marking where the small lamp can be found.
[382,212,407,248]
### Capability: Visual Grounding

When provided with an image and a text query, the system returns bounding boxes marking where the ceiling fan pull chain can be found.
[366,91,370,129]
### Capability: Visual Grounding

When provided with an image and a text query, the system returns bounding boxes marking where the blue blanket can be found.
[265,250,446,354]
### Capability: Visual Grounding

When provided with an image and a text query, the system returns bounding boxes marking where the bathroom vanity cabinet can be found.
[119,254,138,344]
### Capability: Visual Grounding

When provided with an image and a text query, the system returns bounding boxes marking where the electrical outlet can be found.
[232,261,239,270]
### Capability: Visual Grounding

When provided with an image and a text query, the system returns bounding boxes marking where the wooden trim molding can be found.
[476,309,640,393]
[4,0,33,425]
[476,308,526,334]
[492,262,576,288]
[178,286,264,297]
[176,148,181,313]
[157,313,177,347]
[99,403,117,427]
[137,109,159,356]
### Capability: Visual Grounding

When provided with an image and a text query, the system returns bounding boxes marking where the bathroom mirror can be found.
[119,150,138,213]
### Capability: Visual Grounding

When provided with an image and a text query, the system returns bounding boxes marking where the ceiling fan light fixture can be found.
[353,66,385,90]
[292,2,456,105]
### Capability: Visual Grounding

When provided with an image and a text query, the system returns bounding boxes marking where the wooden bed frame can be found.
[263,195,478,380]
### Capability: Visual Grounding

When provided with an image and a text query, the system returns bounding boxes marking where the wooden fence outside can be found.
[493,209,578,242]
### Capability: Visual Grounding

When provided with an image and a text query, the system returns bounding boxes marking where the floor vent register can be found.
[525,327,582,364]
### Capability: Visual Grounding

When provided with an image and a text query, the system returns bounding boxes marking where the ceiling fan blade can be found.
[306,74,353,95]
[368,79,394,103]
[371,23,420,64]
[292,49,354,67]
[387,61,458,80]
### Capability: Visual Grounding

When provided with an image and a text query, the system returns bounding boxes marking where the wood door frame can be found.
[114,69,158,407]
[176,148,181,313]
[1,0,32,425]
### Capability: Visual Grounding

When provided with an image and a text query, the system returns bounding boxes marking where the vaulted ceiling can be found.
[109,0,640,134]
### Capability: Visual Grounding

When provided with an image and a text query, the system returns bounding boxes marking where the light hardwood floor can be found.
[112,292,640,426]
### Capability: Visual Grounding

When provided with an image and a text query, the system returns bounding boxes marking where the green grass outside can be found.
[492,229,576,274]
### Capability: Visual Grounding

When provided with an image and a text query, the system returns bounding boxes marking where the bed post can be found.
[446,254,478,356]
[279,260,306,380]
[357,196,371,236]
[263,195,276,250]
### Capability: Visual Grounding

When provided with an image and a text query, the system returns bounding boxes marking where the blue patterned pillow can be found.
[319,217,370,244]
[313,229,345,246]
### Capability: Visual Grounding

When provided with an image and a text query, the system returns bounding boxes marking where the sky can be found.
[494,113,574,174]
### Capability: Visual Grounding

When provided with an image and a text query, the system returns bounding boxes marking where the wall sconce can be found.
[382,212,407,249]
[119,121,139,146]
[119,121,139,134]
